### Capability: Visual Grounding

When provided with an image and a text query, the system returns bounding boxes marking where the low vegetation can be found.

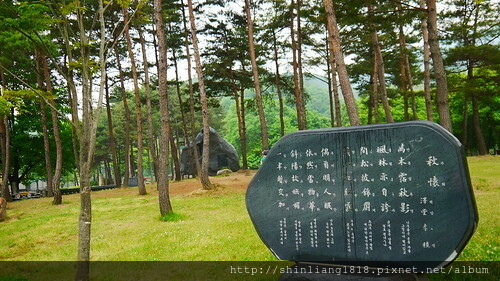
[0,156,497,280]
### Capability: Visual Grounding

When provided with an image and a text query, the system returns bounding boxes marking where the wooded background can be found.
[0,0,498,276]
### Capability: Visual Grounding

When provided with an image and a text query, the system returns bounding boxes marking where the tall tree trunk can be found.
[67,79,81,173]
[105,161,112,185]
[171,44,191,180]
[326,38,335,127]
[272,29,285,136]
[398,21,410,121]
[326,33,342,127]
[229,68,248,169]
[181,0,202,178]
[39,103,53,197]
[324,0,360,126]
[188,0,214,190]
[35,50,54,198]
[396,2,409,121]
[105,78,121,187]
[370,63,380,124]
[0,117,11,202]
[467,2,487,155]
[76,0,106,277]
[138,28,158,183]
[396,2,417,120]
[297,0,306,128]
[0,72,11,202]
[420,0,434,121]
[427,0,452,132]
[129,144,136,177]
[41,55,63,205]
[290,0,307,130]
[245,0,270,149]
[467,49,487,154]
[471,93,487,155]
[238,62,250,169]
[115,48,131,188]
[368,4,393,123]
[405,55,418,120]
[234,93,248,169]
[461,94,469,148]
[55,10,80,172]
[170,131,182,181]
[123,8,146,195]
[153,0,174,216]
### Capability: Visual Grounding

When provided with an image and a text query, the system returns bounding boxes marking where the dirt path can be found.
[168,169,257,195]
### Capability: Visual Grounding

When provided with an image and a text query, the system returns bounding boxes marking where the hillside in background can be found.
[219,74,358,120]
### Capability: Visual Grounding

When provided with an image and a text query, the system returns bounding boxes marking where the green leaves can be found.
[0,1,57,32]
[0,89,38,115]
[60,0,87,15]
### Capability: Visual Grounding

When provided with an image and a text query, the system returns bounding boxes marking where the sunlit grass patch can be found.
[0,156,497,265]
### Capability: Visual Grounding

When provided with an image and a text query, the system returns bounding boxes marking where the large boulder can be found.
[180,128,240,176]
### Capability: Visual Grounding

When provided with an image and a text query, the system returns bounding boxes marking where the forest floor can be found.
[87,169,257,200]
[167,169,256,196]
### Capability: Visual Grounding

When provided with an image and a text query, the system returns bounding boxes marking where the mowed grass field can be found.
[0,156,498,280]
[0,175,276,261]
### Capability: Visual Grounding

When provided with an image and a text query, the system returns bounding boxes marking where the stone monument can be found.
[246,121,478,278]
[180,127,240,176]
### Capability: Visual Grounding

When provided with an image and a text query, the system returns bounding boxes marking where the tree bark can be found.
[54,10,81,173]
[105,78,121,187]
[326,33,342,127]
[115,48,131,188]
[297,0,307,129]
[138,28,158,183]
[420,0,434,121]
[169,130,181,181]
[427,0,452,132]
[471,92,487,155]
[188,0,214,189]
[323,0,360,126]
[123,8,146,195]
[229,68,248,169]
[75,2,95,279]
[0,70,10,202]
[180,0,202,178]
[368,4,393,123]
[290,0,307,130]
[272,29,285,136]
[396,2,417,121]
[41,55,63,205]
[399,24,410,121]
[464,2,487,155]
[369,62,380,124]
[171,42,191,179]
[153,0,174,216]
[75,2,107,279]
[171,43,192,180]
[35,50,54,198]
[245,0,270,148]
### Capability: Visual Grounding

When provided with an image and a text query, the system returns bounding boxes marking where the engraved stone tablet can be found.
[246,121,478,271]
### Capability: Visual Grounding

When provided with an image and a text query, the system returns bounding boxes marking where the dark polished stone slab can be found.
[246,121,478,271]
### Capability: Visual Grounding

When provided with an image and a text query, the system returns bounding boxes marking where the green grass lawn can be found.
[0,188,276,261]
[0,156,498,280]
